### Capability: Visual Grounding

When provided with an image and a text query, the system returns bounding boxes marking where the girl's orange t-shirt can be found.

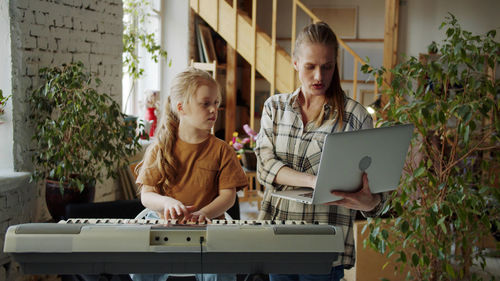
[136,135,248,215]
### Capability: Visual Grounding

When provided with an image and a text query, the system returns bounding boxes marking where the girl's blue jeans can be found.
[269,266,344,281]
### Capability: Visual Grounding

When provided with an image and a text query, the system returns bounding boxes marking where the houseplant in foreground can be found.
[361,14,499,280]
[29,62,143,220]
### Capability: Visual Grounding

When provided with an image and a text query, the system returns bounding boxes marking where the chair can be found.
[190,59,217,79]
[239,170,264,210]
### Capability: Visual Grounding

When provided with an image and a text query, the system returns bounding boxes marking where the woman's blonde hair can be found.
[136,67,220,195]
[293,22,345,128]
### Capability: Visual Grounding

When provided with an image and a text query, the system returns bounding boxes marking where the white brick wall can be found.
[0,173,35,281]
[1,1,123,279]
[10,0,123,171]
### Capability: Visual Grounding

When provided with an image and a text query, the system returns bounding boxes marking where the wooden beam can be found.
[233,0,237,48]
[343,38,385,43]
[340,79,375,85]
[296,0,319,22]
[215,0,219,32]
[352,59,358,101]
[382,0,399,103]
[270,0,277,96]
[191,0,199,13]
[250,0,257,130]
[225,45,237,142]
[241,62,251,127]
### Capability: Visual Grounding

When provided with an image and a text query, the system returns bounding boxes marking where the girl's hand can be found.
[325,172,381,211]
[185,210,211,223]
[162,197,192,220]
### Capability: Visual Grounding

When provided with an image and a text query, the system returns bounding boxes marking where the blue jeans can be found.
[130,273,235,281]
[269,266,344,281]
[130,210,236,281]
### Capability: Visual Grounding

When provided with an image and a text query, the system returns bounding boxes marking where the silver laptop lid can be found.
[311,124,413,204]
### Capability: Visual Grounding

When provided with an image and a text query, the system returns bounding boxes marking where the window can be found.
[122,0,163,119]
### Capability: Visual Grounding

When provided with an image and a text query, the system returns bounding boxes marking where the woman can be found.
[255,22,387,281]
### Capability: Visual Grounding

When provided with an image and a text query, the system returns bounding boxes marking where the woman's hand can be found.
[325,173,381,211]
[275,166,317,188]
[162,197,193,220]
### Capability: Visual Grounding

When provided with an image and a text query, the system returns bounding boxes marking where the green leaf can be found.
[463,125,470,144]
[437,216,448,234]
[412,253,419,266]
[381,229,389,239]
[400,251,407,263]
[401,220,409,234]
[423,255,430,265]
[445,263,456,278]
[414,166,426,178]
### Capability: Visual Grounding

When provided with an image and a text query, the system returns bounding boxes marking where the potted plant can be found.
[427,40,438,54]
[230,124,258,171]
[29,62,143,221]
[361,14,499,280]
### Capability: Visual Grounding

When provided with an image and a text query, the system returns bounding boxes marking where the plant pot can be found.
[45,179,95,221]
[240,150,257,171]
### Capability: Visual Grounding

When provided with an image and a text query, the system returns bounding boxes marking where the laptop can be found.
[271,124,414,205]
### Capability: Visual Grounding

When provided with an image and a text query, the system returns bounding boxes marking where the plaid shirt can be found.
[255,88,387,269]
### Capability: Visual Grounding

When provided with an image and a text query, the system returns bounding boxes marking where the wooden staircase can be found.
[191,0,295,94]
[190,0,387,132]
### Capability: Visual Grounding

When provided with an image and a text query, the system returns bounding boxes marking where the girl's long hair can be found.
[293,22,345,128]
[136,67,219,195]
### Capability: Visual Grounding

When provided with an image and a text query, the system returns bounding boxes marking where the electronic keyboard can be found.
[4,219,344,274]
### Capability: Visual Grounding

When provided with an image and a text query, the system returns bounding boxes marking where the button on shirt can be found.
[255,88,387,268]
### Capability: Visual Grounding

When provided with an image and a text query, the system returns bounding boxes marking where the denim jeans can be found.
[130,210,236,281]
[130,273,235,281]
[269,266,344,281]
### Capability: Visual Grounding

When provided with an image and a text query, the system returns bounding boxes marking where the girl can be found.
[132,67,248,281]
[255,22,387,281]
[136,67,248,223]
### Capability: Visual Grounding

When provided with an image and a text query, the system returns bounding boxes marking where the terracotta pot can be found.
[240,150,257,171]
[45,179,95,221]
